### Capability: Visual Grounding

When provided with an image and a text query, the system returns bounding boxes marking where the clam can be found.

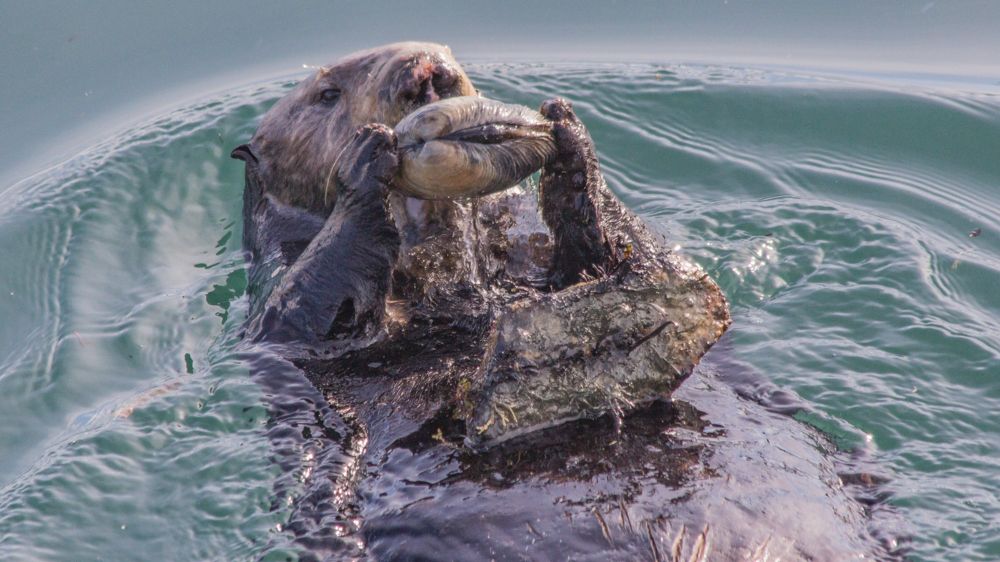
[394,97,555,199]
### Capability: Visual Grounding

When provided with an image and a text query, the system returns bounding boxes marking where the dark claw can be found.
[540,98,576,122]
[537,96,609,289]
[350,123,398,166]
[354,123,397,150]
[538,98,593,175]
[337,123,399,192]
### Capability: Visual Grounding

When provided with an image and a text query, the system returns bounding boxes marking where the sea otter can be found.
[231,43,900,560]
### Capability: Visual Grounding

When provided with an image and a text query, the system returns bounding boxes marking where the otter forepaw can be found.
[540,97,578,123]
[539,98,595,180]
[336,123,399,195]
[538,97,611,289]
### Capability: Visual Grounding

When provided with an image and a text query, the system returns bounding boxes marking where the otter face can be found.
[394,97,556,200]
[250,42,476,213]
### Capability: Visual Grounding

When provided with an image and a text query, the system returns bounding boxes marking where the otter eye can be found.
[319,88,341,104]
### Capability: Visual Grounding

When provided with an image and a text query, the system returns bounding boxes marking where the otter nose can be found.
[399,60,461,105]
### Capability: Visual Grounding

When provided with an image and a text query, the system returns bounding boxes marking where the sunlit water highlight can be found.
[1,64,998,560]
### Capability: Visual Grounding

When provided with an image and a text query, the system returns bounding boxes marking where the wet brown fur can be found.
[234,43,901,561]
[250,43,476,216]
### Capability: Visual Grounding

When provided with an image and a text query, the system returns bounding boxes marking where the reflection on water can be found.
[0,64,998,560]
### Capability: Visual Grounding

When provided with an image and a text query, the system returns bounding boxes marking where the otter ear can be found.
[230,143,259,164]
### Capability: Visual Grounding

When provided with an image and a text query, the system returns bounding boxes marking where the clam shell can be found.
[395,97,555,199]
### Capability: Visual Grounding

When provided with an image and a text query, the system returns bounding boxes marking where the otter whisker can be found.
[324,142,352,207]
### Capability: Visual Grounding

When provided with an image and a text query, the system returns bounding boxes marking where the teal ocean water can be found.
[1,64,998,560]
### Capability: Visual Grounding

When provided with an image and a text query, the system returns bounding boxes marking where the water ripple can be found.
[0,64,997,561]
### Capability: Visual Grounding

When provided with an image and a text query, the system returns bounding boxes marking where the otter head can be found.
[238,42,476,214]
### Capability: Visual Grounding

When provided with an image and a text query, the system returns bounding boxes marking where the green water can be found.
[1,63,999,560]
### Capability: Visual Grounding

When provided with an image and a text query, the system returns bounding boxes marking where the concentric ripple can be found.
[0,83,291,560]
[0,64,998,561]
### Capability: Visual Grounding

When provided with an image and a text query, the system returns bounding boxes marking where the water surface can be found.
[1,63,999,560]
